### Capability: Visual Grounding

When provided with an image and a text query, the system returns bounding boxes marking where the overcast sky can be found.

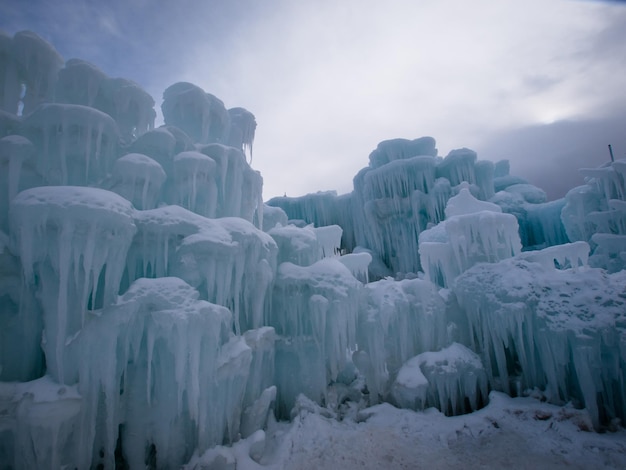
[2,0,625,200]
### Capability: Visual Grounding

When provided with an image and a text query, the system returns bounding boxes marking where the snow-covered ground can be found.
[187,392,626,469]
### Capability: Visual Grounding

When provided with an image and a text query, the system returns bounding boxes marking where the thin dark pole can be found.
[608,144,615,162]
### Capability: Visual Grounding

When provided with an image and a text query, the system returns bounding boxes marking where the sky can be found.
[1,0,625,200]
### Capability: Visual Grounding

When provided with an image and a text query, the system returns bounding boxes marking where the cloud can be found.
[477,111,626,200]
[2,0,625,200]
[183,0,626,198]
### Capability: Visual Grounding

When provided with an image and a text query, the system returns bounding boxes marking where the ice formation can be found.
[1,29,625,469]
[270,258,361,416]
[390,342,488,415]
[109,152,166,210]
[10,186,137,384]
[419,184,521,287]
[357,277,448,402]
[454,254,626,428]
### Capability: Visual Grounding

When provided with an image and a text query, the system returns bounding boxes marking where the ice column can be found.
[391,343,488,415]
[0,135,39,231]
[358,277,447,401]
[55,59,107,107]
[9,186,136,384]
[419,184,521,287]
[110,153,166,210]
[271,259,361,415]
[227,107,257,162]
[10,31,64,115]
[171,151,218,217]
[23,103,119,186]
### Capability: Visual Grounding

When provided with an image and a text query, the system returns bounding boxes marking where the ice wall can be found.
[454,250,626,428]
[10,186,137,384]
[56,59,156,141]
[419,185,521,287]
[268,141,558,278]
[3,31,64,115]
[357,277,448,402]
[0,30,275,468]
[23,103,119,186]
[270,258,362,416]
[1,28,626,468]
[564,158,626,272]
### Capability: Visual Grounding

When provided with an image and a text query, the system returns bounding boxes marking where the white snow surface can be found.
[185,392,626,470]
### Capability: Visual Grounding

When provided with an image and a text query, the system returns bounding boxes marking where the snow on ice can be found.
[0,30,625,469]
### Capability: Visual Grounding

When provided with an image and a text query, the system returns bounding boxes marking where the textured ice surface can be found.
[368,137,437,168]
[391,343,488,415]
[437,148,477,187]
[262,204,288,231]
[10,186,136,384]
[199,143,263,224]
[589,233,626,273]
[0,376,81,469]
[55,59,107,107]
[162,83,230,144]
[129,206,277,333]
[0,135,40,231]
[357,278,447,401]
[5,31,64,115]
[170,151,218,217]
[227,107,256,162]
[110,152,166,209]
[420,185,521,287]
[337,251,372,283]
[2,30,626,468]
[77,277,236,468]
[271,259,361,414]
[454,256,626,428]
[0,230,43,382]
[269,224,321,266]
[23,103,119,186]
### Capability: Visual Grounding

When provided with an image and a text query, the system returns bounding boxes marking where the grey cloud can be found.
[521,74,561,94]
[477,112,626,200]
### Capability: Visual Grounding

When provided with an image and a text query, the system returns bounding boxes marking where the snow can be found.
[183,392,626,469]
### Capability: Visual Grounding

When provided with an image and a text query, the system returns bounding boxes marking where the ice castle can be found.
[0,31,625,469]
